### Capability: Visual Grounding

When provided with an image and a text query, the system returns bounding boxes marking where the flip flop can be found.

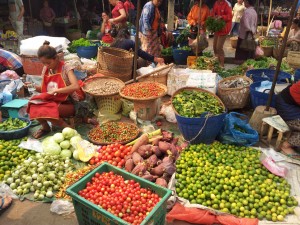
[0,197,12,215]
[32,128,51,139]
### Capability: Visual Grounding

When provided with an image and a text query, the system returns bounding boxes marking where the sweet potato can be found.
[155,178,168,188]
[164,162,176,176]
[130,133,149,154]
[131,163,147,176]
[150,136,162,146]
[151,146,162,157]
[125,159,134,172]
[158,141,171,154]
[142,173,158,182]
[150,164,165,176]
[137,145,152,159]
[132,152,143,165]
[162,156,173,164]
[157,160,162,166]
[161,130,173,142]
[171,137,179,145]
[162,172,171,182]
[146,154,158,168]
[170,144,179,159]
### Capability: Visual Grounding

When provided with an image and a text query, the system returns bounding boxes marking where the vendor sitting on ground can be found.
[0,48,24,76]
[27,41,80,139]
[99,11,114,43]
[111,28,164,66]
[160,22,174,48]
[277,81,300,157]
[287,18,300,51]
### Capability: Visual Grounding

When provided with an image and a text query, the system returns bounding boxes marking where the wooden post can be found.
[196,0,202,57]
[167,0,175,31]
[133,0,141,82]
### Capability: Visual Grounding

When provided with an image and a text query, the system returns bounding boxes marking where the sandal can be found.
[32,128,51,139]
[0,196,12,215]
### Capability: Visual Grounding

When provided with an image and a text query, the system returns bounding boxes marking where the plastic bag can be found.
[160,102,177,123]
[50,200,74,215]
[255,46,264,58]
[121,99,134,117]
[18,138,43,152]
[0,182,18,199]
[218,112,259,146]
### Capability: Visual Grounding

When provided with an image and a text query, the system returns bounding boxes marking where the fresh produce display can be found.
[176,142,298,221]
[42,128,82,160]
[78,171,161,225]
[68,38,96,53]
[0,138,35,181]
[193,56,220,71]
[219,77,251,89]
[172,90,225,117]
[84,79,124,96]
[126,129,185,187]
[88,122,139,145]
[0,118,28,131]
[120,82,166,99]
[4,153,74,200]
[56,165,95,200]
[261,39,276,47]
[215,66,244,78]
[89,143,132,168]
[177,46,191,51]
[161,47,173,56]
[176,28,190,45]
[205,17,226,33]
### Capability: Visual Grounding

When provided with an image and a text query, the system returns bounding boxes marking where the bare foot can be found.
[0,196,12,212]
[281,141,298,155]
[32,128,51,139]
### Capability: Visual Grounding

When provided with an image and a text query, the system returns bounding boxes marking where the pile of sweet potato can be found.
[125,130,186,187]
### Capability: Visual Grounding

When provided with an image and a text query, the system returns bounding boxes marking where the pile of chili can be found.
[88,122,139,144]
[121,82,165,99]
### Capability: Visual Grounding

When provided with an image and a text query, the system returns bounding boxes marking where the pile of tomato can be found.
[79,171,161,225]
[89,143,132,168]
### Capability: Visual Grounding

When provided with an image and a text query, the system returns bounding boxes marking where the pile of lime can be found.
[0,138,35,181]
[175,142,298,221]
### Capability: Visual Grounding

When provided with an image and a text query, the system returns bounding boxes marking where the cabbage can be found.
[73,150,79,160]
[42,138,61,155]
[70,136,82,148]
[60,149,72,159]
[60,140,70,149]
[70,146,75,152]
[62,127,76,139]
[53,133,64,143]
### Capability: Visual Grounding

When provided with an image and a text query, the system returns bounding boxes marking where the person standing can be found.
[187,0,210,32]
[8,0,24,44]
[40,0,56,36]
[231,0,245,36]
[235,0,257,63]
[139,0,163,57]
[108,0,127,29]
[124,0,136,24]
[211,0,233,67]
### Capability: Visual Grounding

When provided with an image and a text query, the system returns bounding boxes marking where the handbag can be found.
[240,32,256,51]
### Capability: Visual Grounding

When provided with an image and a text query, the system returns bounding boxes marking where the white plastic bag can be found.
[160,102,177,123]
[50,200,74,215]
[0,182,18,199]
[18,138,43,153]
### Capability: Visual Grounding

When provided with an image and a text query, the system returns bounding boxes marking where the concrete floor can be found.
[0,37,237,225]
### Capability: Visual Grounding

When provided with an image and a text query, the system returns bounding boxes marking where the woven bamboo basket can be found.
[94,94,122,114]
[230,36,238,49]
[97,46,134,75]
[217,75,253,110]
[96,69,132,82]
[287,51,300,69]
[262,46,273,57]
[137,64,174,86]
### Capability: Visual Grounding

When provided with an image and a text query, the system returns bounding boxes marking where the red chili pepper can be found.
[121,82,164,99]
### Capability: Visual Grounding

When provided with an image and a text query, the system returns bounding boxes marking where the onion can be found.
[6,177,13,184]
[10,183,16,189]
[46,191,53,198]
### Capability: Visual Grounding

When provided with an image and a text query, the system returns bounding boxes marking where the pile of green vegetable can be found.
[205,17,226,33]
[261,39,276,47]
[176,28,190,45]
[4,153,74,200]
[172,90,224,117]
[68,38,96,53]
[176,142,297,221]
[177,46,191,51]
[193,56,220,71]
[0,118,28,131]
[161,47,173,56]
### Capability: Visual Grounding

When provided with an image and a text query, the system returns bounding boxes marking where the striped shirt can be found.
[0,49,22,70]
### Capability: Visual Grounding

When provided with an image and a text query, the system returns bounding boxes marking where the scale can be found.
[1,99,29,118]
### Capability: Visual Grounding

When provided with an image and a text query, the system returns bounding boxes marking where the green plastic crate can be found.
[66,162,172,225]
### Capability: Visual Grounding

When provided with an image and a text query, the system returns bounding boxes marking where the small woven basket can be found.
[97,46,134,75]
[94,94,122,114]
[217,75,253,110]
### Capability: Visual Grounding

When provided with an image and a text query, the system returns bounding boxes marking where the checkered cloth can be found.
[0,49,22,70]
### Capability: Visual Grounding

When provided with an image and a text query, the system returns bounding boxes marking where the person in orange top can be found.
[276,81,300,157]
[187,0,210,31]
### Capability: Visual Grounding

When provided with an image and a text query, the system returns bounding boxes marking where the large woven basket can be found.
[94,94,122,114]
[230,36,238,49]
[137,64,174,86]
[97,46,134,75]
[96,69,132,82]
[287,51,300,69]
[82,76,125,97]
[217,75,253,110]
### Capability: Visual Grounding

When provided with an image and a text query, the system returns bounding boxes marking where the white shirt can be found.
[232,3,245,23]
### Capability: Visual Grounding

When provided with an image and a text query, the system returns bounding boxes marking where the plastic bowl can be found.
[0,118,31,140]
[76,46,98,59]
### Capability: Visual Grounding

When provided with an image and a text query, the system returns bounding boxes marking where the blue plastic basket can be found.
[250,81,276,109]
[295,69,300,82]
[77,46,98,59]
[0,118,31,140]
[173,49,192,65]
[246,69,291,83]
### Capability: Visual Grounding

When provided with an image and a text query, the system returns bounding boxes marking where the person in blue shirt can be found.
[111,28,164,66]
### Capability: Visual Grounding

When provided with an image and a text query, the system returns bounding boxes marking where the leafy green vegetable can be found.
[193,56,220,71]
[172,90,224,117]
[205,17,226,33]
[0,118,28,131]
[261,39,276,47]
[176,28,190,45]
[202,51,213,57]
[177,46,191,51]
[68,38,96,53]
[161,47,173,56]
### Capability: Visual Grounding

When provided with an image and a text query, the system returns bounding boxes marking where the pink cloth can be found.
[238,6,257,39]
